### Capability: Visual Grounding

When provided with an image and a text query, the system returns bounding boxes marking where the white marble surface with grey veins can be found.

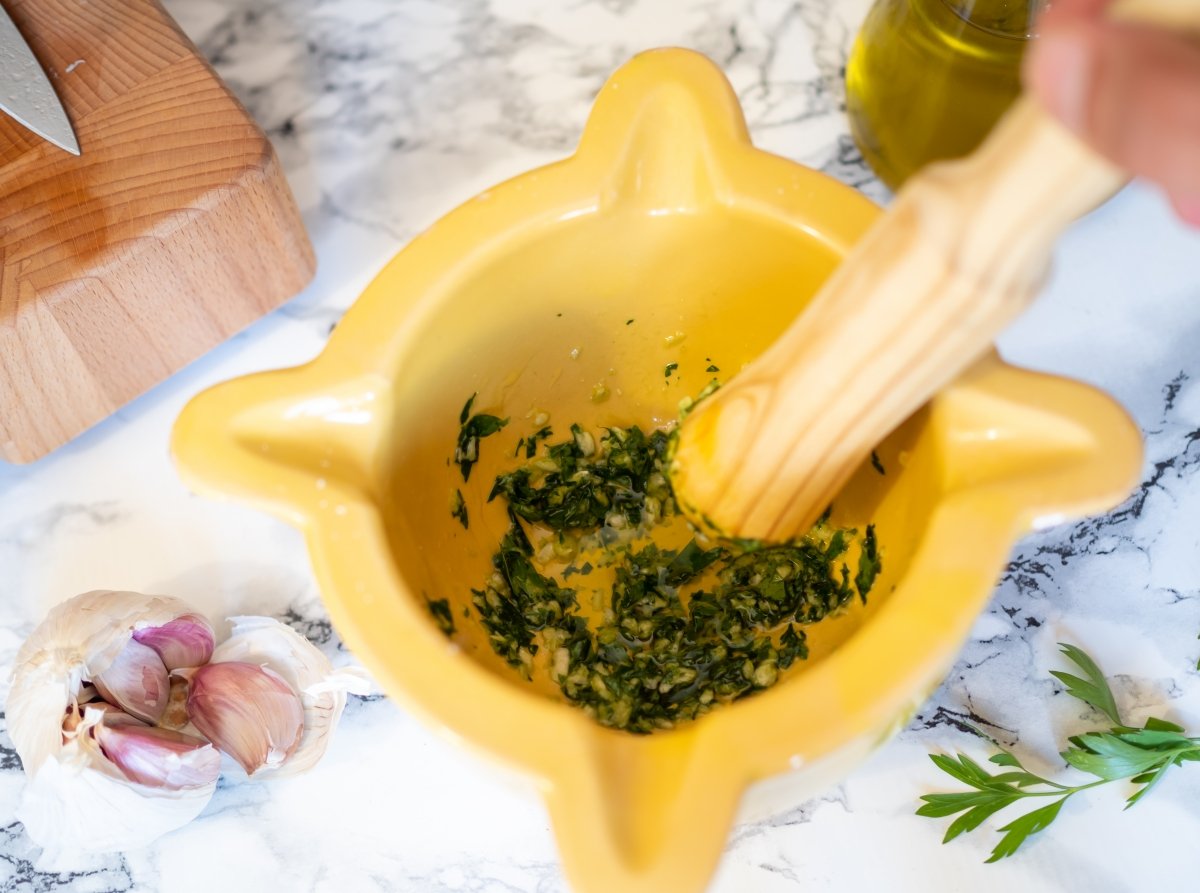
[3,0,1200,890]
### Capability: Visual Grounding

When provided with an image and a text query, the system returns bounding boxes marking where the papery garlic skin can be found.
[91,638,170,724]
[182,661,305,776]
[209,616,372,776]
[15,704,216,864]
[16,755,214,863]
[133,613,215,670]
[9,590,206,776]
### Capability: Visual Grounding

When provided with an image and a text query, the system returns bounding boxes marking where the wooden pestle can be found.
[670,0,1200,541]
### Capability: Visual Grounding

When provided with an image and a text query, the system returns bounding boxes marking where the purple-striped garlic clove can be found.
[91,639,170,725]
[132,614,215,670]
[182,662,304,776]
[92,713,221,790]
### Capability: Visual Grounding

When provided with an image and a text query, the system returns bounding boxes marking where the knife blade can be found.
[0,5,79,155]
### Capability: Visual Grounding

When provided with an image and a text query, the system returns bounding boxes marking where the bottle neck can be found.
[941,0,1046,38]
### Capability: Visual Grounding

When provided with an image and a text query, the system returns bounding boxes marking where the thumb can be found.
[1023,19,1200,217]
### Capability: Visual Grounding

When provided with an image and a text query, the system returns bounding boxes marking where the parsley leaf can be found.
[524,425,553,459]
[870,450,886,475]
[455,393,509,482]
[425,597,456,636]
[1051,642,1122,724]
[986,799,1066,863]
[450,489,468,529]
[854,524,880,601]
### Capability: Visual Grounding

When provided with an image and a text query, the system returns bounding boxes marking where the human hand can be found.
[1023,0,1200,225]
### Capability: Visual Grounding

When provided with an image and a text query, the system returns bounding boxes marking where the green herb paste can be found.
[442,413,880,734]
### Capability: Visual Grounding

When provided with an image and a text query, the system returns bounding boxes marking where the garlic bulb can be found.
[8,591,373,860]
[9,590,209,778]
[9,592,221,862]
[208,616,372,776]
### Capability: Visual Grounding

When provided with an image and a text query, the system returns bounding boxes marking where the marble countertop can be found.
[4,0,1200,890]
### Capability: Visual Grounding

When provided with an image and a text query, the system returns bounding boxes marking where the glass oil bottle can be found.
[846,0,1041,190]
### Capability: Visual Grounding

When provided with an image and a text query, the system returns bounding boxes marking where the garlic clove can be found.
[182,661,304,776]
[62,703,219,789]
[210,616,373,777]
[94,718,221,790]
[132,613,215,670]
[91,638,170,725]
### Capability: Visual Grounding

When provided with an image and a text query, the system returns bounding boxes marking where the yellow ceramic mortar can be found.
[172,48,1142,893]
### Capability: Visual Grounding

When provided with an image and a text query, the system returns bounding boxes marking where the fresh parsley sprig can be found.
[918,642,1200,862]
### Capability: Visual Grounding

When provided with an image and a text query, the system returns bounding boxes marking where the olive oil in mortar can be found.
[846,0,1041,190]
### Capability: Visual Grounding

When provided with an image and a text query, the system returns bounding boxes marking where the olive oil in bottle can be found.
[846,0,1040,190]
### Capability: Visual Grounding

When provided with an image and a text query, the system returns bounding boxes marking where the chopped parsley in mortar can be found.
[437,404,881,734]
[455,393,508,482]
[425,597,456,636]
[450,489,468,529]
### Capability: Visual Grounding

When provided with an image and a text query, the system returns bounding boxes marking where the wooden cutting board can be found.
[0,0,315,463]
